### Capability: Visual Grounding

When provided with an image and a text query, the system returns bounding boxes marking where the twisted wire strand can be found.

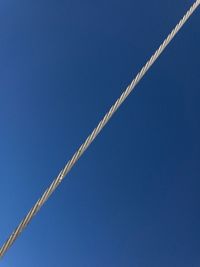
[1,0,199,259]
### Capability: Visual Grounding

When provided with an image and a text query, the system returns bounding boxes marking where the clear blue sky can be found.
[0,0,200,266]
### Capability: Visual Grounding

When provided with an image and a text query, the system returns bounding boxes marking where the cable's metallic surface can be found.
[0,0,199,259]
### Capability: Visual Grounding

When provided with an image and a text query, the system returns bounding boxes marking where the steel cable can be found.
[0,0,199,259]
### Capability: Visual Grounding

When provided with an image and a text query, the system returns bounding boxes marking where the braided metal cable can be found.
[0,0,199,259]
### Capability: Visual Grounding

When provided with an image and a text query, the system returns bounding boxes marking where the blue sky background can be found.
[0,0,200,266]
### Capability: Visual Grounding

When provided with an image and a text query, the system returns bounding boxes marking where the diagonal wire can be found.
[0,0,200,259]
